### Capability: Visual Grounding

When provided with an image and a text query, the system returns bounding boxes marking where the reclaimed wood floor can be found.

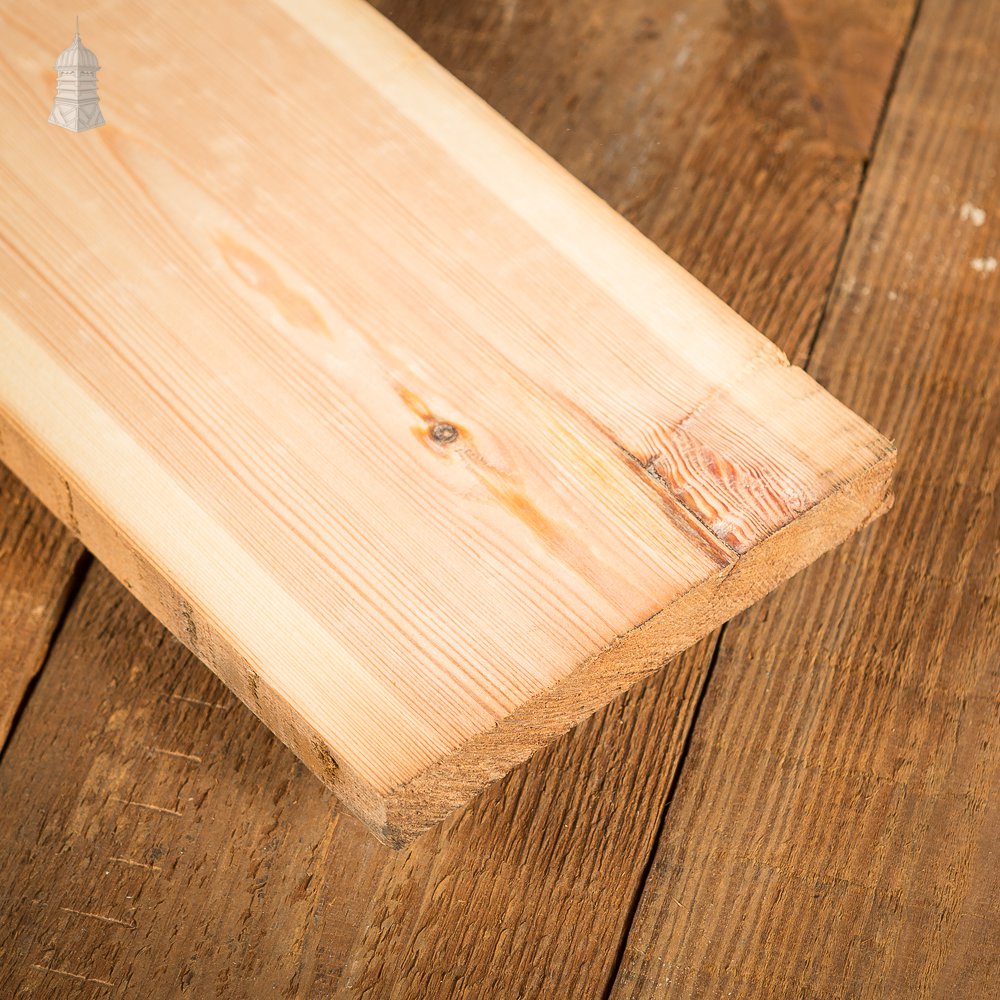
[0,0,996,996]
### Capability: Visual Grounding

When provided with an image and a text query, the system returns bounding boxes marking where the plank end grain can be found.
[378,444,895,846]
[0,0,895,845]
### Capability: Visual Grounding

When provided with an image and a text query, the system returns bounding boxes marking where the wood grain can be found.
[611,0,1000,996]
[0,0,893,843]
[0,462,83,747]
[0,565,348,997]
[0,0,918,995]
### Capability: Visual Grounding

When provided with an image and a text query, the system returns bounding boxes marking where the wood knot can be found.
[430,422,459,445]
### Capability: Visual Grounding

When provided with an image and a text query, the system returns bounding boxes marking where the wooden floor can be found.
[0,0,996,996]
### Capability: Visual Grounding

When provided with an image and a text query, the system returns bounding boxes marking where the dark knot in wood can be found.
[430,422,459,445]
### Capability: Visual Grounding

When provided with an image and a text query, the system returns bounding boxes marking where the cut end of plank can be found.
[372,445,896,846]
[0,0,896,846]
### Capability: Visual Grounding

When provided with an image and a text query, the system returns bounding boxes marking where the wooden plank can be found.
[610,0,1000,996]
[0,0,894,844]
[0,463,83,746]
[0,0,916,995]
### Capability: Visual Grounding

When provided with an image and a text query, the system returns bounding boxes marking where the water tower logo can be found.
[49,18,106,132]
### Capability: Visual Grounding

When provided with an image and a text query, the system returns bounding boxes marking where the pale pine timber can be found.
[0,0,894,844]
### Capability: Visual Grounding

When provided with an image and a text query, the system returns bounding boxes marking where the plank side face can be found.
[0,0,894,843]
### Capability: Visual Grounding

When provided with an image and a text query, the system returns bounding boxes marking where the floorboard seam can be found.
[599,625,728,1000]
[0,552,92,767]
[799,0,925,371]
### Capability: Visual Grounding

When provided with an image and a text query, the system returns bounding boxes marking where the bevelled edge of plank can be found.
[0,400,894,846]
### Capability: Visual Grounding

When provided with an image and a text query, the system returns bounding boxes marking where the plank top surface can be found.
[0,0,892,840]
[1,0,996,995]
